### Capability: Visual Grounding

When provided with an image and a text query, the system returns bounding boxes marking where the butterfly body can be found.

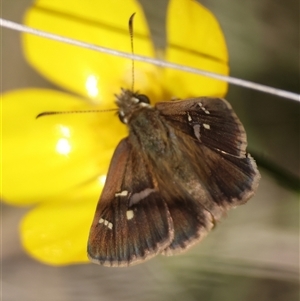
[88,89,260,267]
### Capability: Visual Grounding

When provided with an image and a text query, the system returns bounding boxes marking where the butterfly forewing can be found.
[156,97,247,157]
[88,139,174,266]
[156,97,260,219]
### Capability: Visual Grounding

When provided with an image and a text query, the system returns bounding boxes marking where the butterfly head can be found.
[115,88,151,124]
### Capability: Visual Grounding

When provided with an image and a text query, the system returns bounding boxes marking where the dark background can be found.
[2,0,299,300]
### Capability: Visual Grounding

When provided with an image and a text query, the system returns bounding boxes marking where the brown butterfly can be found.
[87,88,260,267]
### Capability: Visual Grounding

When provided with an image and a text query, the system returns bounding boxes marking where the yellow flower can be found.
[1,0,228,265]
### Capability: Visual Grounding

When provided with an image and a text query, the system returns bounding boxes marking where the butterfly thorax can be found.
[115,89,175,159]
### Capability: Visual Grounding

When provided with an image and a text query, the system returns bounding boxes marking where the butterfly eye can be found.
[137,94,150,104]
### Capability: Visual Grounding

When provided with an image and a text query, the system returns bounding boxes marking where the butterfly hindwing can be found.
[161,194,214,255]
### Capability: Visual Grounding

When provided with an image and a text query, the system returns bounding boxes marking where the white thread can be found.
[1,18,299,102]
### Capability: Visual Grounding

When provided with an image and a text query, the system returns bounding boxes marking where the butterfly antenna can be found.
[129,13,136,92]
[36,108,117,119]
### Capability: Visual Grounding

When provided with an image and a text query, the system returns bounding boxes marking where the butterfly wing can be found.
[87,139,174,266]
[156,97,260,254]
[157,97,248,157]
[159,192,215,255]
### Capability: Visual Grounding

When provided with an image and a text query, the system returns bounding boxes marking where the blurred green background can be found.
[1,0,299,300]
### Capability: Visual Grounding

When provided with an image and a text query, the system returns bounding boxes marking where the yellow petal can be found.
[23,0,164,105]
[21,200,96,265]
[7,0,233,267]
[1,89,126,205]
[163,0,229,98]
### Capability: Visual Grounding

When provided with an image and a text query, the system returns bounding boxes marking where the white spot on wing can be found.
[126,210,134,220]
[115,190,129,197]
[203,123,210,130]
[198,102,210,114]
[187,112,192,122]
[193,124,201,141]
[129,188,156,206]
[99,218,113,229]
[107,222,113,229]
